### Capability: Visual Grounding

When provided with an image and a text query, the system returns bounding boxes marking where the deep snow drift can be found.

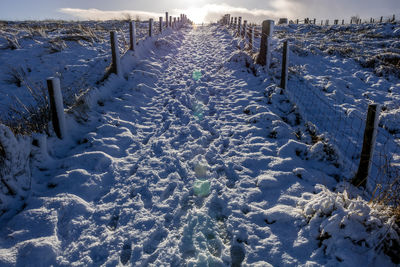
[0,23,399,266]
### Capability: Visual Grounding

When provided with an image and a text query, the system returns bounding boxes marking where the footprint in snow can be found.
[107,210,120,231]
[120,241,132,265]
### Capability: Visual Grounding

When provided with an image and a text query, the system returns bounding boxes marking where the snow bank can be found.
[298,184,400,265]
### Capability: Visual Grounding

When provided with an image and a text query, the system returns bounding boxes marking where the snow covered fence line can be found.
[0,14,192,220]
[293,14,398,25]
[220,16,400,199]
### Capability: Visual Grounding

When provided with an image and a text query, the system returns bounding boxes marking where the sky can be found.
[1,0,400,23]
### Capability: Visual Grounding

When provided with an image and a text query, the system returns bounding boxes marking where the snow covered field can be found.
[0,21,399,266]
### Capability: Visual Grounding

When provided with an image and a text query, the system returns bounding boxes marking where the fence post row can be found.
[280,41,289,90]
[47,77,66,139]
[352,104,381,188]
[256,20,274,67]
[129,21,136,51]
[110,31,121,76]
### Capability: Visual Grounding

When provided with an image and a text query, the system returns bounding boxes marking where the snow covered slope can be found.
[0,24,398,266]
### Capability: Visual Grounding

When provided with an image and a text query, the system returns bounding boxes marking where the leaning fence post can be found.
[47,77,66,139]
[280,41,289,89]
[110,31,121,76]
[256,20,274,67]
[380,16,383,23]
[352,104,381,188]
[129,21,136,51]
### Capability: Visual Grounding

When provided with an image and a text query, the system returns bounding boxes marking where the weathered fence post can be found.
[169,16,172,27]
[296,19,299,24]
[242,20,247,38]
[231,17,234,26]
[47,77,66,139]
[237,17,242,36]
[256,20,274,67]
[393,14,396,22]
[149,18,153,37]
[110,31,121,76]
[173,17,176,29]
[342,19,344,25]
[380,16,383,23]
[234,17,237,27]
[248,26,254,52]
[129,21,136,51]
[166,12,169,28]
[280,41,289,89]
[159,17,163,34]
[313,18,316,24]
[352,104,380,187]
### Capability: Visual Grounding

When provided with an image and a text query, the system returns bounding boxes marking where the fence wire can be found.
[223,18,400,195]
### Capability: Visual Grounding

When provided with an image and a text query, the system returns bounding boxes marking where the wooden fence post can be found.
[393,14,396,22]
[242,20,247,38]
[256,20,274,67]
[129,21,136,51]
[237,17,242,36]
[296,19,299,24]
[166,12,169,28]
[248,26,254,52]
[174,17,176,29]
[47,77,66,139]
[380,16,383,23]
[149,18,153,37]
[110,31,121,76]
[231,17,234,26]
[159,17,163,34]
[280,41,289,89]
[313,18,316,24]
[169,16,172,27]
[342,19,344,25]
[352,104,380,187]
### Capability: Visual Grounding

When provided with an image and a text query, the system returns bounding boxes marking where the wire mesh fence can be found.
[221,15,400,195]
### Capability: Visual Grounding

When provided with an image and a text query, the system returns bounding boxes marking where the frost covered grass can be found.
[0,19,157,135]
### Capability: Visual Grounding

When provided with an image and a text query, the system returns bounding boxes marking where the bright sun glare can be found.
[185,7,207,24]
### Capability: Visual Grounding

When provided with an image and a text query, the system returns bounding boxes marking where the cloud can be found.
[59,0,400,23]
[59,8,166,21]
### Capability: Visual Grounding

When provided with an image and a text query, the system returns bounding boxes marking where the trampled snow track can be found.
[0,24,397,266]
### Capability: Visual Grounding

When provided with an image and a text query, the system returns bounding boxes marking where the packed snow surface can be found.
[0,24,399,266]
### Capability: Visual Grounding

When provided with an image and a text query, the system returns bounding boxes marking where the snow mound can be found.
[225,50,255,70]
[298,184,400,264]
[0,124,31,218]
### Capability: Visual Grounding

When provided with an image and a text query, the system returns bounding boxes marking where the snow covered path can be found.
[0,25,395,266]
